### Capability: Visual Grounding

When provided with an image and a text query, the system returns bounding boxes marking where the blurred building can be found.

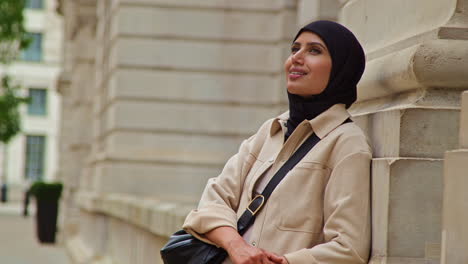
[0,0,62,202]
[57,0,468,263]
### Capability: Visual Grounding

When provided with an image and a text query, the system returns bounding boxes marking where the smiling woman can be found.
[179,20,371,264]
[285,31,332,97]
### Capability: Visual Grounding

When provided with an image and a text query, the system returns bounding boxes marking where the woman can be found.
[183,20,371,264]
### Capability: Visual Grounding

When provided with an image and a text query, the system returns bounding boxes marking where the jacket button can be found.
[251,241,257,247]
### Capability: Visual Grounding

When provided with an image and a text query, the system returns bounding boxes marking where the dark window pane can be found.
[28,88,47,116]
[24,135,46,181]
[26,0,44,9]
[21,33,42,62]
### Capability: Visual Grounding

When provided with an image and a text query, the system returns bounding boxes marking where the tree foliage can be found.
[0,0,30,64]
[0,0,30,145]
[0,76,29,143]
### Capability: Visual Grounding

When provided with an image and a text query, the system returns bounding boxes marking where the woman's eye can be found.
[309,48,322,54]
[291,47,300,54]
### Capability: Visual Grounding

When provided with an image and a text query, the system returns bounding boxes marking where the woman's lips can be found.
[289,72,306,80]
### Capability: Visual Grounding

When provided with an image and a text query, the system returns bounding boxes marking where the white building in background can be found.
[0,0,62,202]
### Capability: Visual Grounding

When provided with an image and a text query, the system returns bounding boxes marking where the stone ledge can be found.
[76,191,196,238]
[357,39,468,103]
[65,236,113,264]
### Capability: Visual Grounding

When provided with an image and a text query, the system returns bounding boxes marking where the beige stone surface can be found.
[297,0,341,25]
[114,6,295,41]
[341,0,456,53]
[117,0,294,10]
[111,38,283,73]
[460,91,468,148]
[105,131,242,163]
[92,161,220,201]
[109,69,284,104]
[357,40,468,102]
[372,158,443,260]
[106,101,276,135]
[361,107,459,159]
[441,150,468,264]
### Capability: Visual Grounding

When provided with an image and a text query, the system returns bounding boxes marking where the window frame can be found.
[27,88,48,116]
[24,135,47,181]
[25,0,44,9]
[20,32,43,62]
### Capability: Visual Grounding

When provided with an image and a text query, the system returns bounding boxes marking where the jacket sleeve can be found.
[284,151,372,264]
[182,130,262,245]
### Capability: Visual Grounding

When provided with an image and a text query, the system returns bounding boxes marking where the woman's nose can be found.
[292,50,304,64]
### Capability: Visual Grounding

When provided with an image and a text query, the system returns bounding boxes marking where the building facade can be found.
[0,0,62,202]
[57,0,468,263]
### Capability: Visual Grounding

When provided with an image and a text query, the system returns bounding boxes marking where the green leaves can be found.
[0,75,30,143]
[0,0,30,64]
[0,0,30,143]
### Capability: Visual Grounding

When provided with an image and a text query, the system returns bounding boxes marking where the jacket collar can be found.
[270,104,350,139]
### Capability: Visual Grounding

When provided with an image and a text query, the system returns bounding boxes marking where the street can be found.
[0,204,70,264]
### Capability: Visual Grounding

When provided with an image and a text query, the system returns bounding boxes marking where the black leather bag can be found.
[160,132,323,264]
[160,230,227,264]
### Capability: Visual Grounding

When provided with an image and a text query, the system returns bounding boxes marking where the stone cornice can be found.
[357,38,468,103]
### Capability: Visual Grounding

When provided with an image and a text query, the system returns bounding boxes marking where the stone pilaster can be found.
[441,91,468,264]
[57,0,97,244]
[339,0,468,263]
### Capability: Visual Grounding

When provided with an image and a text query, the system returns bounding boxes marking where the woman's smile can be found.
[288,67,308,80]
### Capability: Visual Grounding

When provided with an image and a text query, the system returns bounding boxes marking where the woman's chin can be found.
[287,86,306,96]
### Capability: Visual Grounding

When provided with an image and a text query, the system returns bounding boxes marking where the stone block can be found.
[297,0,340,25]
[92,161,219,201]
[106,100,276,135]
[372,158,442,261]
[460,91,468,148]
[367,107,459,159]
[441,150,468,264]
[117,0,292,11]
[114,6,291,41]
[341,0,454,53]
[104,130,243,165]
[110,38,282,74]
[108,69,284,105]
[399,108,459,158]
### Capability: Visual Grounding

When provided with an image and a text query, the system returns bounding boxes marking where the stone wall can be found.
[58,0,296,263]
[58,0,468,263]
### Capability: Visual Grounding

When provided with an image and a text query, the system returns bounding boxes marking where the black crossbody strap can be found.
[236,118,352,234]
[236,132,321,234]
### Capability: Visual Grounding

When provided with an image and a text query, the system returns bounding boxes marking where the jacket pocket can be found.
[274,163,329,234]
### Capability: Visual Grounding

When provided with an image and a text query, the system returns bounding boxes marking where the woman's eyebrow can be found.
[291,41,327,50]
[306,42,327,50]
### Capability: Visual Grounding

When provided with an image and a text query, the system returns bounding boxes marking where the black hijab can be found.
[286,20,365,138]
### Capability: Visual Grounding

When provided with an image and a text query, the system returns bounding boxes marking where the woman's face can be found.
[284,31,332,97]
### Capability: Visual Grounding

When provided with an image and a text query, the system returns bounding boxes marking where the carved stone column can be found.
[339,0,468,263]
[441,91,468,264]
[57,0,97,248]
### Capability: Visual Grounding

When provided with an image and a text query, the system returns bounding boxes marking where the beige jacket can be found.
[183,104,372,264]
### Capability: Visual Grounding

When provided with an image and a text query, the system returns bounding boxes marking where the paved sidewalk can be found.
[0,203,70,264]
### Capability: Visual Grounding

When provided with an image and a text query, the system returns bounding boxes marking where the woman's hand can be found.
[226,237,283,264]
[205,226,286,264]
[262,251,289,264]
